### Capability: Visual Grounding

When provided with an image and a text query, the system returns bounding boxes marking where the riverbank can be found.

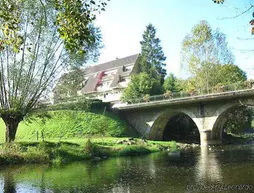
[0,137,177,165]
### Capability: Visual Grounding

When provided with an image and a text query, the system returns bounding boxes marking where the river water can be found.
[0,145,254,193]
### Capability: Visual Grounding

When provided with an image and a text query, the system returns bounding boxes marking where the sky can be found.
[94,0,254,78]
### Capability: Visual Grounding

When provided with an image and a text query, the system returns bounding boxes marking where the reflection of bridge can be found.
[113,89,254,146]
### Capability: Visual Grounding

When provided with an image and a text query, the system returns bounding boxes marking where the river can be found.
[0,145,254,193]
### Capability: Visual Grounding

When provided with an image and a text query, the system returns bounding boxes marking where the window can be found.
[123,66,131,72]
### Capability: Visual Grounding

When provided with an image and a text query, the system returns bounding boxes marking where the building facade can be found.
[54,54,140,103]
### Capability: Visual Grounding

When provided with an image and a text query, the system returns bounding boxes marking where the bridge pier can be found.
[200,130,210,146]
[200,130,222,146]
[195,116,223,146]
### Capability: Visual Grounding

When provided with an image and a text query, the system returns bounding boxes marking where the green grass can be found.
[0,138,177,164]
[0,110,130,143]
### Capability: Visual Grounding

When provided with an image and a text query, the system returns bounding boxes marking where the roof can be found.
[83,54,139,75]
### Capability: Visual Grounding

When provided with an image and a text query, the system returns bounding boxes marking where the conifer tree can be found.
[140,24,167,83]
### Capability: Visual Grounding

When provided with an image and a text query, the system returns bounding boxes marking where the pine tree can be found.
[140,24,167,83]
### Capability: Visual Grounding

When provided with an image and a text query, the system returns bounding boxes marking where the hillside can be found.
[0,110,129,142]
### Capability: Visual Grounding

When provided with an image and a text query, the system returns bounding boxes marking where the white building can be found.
[55,54,141,103]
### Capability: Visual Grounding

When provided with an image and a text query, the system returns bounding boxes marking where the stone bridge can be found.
[113,89,254,146]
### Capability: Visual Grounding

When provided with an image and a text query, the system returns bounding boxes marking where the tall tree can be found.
[181,20,235,92]
[0,0,108,142]
[140,24,167,82]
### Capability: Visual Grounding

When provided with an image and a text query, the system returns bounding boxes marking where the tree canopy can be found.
[181,20,237,93]
[121,73,162,102]
[163,73,179,93]
[216,64,247,85]
[53,68,84,101]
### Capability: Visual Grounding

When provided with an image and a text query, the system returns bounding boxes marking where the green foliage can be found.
[181,20,234,76]
[53,68,85,100]
[0,142,50,164]
[45,100,91,112]
[176,64,247,94]
[140,23,167,82]
[84,138,95,155]
[0,0,23,52]
[180,20,247,94]
[0,138,178,164]
[216,64,247,85]
[163,73,179,92]
[0,0,107,55]
[121,72,162,102]
[224,106,252,134]
[166,78,194,93]
[87,116,108,137]
[55,0,107,55]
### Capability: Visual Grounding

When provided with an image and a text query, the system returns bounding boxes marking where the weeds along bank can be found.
[0,138,177,164]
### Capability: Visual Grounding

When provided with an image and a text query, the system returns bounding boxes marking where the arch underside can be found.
[163,113,200,143]
[212,98,254,141]
[149,110,200,143]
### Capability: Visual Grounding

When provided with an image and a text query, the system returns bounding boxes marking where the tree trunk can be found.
[3,117,20,143]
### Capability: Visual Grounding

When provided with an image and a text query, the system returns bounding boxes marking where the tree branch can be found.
[237,37,254,40]
[220,5,253,20]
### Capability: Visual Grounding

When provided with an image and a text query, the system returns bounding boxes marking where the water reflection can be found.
[3,171,16,193]
[195,147,222,183]
[0,146,253,193]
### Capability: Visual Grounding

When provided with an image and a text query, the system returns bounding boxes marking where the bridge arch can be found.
[211,99,254,141]
[148,109,201,143]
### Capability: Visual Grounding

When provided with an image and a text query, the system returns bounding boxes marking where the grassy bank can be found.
[0,110,133,142]
[0,138,177,164]
[0,110,177,164]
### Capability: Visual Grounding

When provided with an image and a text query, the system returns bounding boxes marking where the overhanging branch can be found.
[220,5,253,20]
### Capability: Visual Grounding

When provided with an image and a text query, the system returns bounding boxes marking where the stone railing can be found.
[122,81,254,105]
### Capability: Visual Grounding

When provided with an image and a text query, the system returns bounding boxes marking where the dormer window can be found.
[123,66,131,72]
